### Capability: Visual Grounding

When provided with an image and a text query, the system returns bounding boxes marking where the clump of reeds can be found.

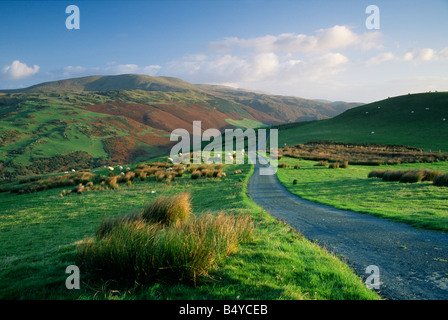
[314,160,328,167]
[278,162,290,168]
[141,192,192,226]
[433,173,448,187]
[76,193,253,285]
[329,162,340,169]
[368,170,386,178]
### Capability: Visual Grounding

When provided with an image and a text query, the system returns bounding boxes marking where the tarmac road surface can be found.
[247,158,448,300]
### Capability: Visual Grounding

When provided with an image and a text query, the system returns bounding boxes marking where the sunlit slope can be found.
[278,92,448,152]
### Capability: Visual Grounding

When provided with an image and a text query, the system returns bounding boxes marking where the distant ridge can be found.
[0,74,198,93]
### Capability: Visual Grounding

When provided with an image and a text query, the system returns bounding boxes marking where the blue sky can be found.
[1,0,447,102]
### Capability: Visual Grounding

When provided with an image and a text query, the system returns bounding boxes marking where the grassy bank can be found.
[0,161,379,300]
[276,157,448,233]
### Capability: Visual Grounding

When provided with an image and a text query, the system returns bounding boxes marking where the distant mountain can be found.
[0,74,359,178]
[279,92,448,153]
[1,74,199,93]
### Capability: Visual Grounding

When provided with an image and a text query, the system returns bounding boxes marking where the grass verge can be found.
[0,161,379,300]
[276,157,448,233]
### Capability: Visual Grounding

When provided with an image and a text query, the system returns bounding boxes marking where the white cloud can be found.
[208,25,382,54]
[367,47,448,65]
[2,60,40,80]
[167,50,349,86]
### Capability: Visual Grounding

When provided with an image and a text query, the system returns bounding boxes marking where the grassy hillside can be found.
[0,158,379,300]
[276,157,448,233]
[278,92,448,152]
[0,74,357,179]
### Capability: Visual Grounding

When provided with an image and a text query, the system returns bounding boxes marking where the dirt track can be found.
[247,159,448,300]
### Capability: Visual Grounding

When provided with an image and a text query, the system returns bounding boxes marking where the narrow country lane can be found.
[247,158,448,300]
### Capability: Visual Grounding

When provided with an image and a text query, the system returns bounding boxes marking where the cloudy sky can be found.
[1,0,447,102]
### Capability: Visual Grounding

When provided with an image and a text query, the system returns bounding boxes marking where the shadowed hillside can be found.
[278,92,448,153]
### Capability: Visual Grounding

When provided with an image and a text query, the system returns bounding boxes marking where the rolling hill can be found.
[277,92,448,153]
[0,74,358,179]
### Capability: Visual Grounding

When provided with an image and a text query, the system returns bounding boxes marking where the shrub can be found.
[141,192,192,226]
[341,161,349,169]
[18,176,42,184]
[293,164,300,169]
[293,179,298,185]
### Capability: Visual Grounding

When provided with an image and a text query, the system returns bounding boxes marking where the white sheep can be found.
[108,166,114,171]
[151,190,156,194]
[126,167,131,171]
[166,167,172,172]
[168,157,174,163]
[119,165,123,170]
[71,169,76,172]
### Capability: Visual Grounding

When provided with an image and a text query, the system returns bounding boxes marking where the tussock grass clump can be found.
[433,173,448,187]
[368,168,445,184]
[314,160,328,167]
[96,211,143,238]
[278,162,290,168]
[368,170,386,178]
[191,170,201,180]
[154,171,165,182]
[329,162,340,169]
[399,170,425,183]
[142,192,192,226]
[382,170,406,182]
[76,193,253,285]
[422,169,443,182]
[106,176,120,190]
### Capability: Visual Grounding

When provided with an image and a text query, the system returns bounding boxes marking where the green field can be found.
[276,157,448,233]
[277,92,448,153]
[0,160,379,300]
